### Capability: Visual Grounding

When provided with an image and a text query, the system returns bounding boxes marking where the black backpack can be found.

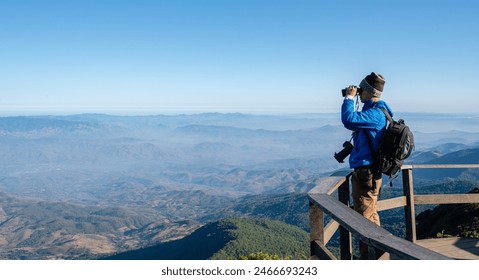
[366,107,414,177]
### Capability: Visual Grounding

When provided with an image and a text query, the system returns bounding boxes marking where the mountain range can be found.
[0,112,478,259]
[0,191,198,259]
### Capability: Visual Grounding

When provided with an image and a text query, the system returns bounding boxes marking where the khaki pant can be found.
[352,167,382,259]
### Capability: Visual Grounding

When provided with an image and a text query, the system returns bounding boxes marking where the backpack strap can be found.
[361,130,380,191]
[368,106,400,186]
[378,107,393,124]
[362,107,391,181]
[363,106,389,155]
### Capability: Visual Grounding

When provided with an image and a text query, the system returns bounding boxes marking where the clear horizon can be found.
[1,0,478,115]
[1,109,478,118]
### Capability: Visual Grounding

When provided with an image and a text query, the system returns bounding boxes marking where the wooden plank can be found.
[308,193,450,260]
[417,237,478,250]
[309,193,381,237]
[377,196,407,211]
[309,176,347,195]
[309,202,324,257]
[402,164,479,169]
[311,240,337,260]
[443,250,479,260]
[330,170,353,177]
[414,194,479,205]
[339,225,352,260]
[338,179,352,260]
[324,220,340,244]
[402,168,416,242]
[416,237,479,260]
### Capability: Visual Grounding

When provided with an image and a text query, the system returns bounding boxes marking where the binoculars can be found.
[341,86,362,97]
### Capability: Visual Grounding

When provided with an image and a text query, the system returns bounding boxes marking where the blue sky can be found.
[0,0,478,115]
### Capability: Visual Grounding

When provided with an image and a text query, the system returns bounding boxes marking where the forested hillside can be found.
[104,217,309,260]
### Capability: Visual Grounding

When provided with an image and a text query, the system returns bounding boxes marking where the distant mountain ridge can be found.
[413,148,479,181]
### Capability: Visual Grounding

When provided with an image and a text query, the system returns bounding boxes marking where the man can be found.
[341,72,393,259]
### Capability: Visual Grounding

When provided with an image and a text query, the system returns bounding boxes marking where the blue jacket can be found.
[341,98,394,169]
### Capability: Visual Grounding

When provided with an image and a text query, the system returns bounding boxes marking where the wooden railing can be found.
[308,164,479,260]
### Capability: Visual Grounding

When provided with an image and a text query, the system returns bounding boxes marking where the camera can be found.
[334,141,353,163]
[341,86,362,97]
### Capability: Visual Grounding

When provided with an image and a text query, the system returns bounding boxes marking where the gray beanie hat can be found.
[359,72,385,97]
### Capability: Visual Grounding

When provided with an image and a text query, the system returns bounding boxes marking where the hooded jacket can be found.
[341,98,394,169]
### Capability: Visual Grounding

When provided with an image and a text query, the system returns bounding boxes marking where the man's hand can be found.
[345,85,357,98]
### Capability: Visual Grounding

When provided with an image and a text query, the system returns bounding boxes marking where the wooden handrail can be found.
[403,164,479,169]
[309,193,449,260]
[308,164,479,260]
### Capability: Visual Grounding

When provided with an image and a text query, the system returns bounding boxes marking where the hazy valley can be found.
[0,112,478,259]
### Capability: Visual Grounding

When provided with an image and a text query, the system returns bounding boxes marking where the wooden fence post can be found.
[338,179,353,260]
[309,202,324,258]
[402,167,416,243]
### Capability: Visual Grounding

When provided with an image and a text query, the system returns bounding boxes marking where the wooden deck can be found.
[309,165,479,260]
[416,237,479,260]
